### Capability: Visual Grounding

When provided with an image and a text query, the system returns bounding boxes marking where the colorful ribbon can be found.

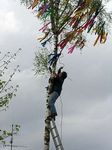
[28,0,108,51]
[48,52,61,66]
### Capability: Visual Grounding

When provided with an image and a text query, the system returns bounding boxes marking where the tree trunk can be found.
[43,36,58,150]
[44,94,51,150]
[44,1,59,149]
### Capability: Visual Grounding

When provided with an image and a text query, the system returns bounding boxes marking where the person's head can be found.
[60,71,67,79]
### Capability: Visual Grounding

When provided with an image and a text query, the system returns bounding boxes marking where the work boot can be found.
[45,116,52,122]
[51,113,57,121]
[52,115,56,121]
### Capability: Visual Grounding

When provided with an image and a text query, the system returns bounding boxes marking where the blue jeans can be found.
[48,91,59,115]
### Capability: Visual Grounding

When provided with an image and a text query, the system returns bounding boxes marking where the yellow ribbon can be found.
[100,32,108,44]
[85,0,92,6]
[94,32,108,46]
[37,31,50,42]
[36,9,43,18]
[31,0,39,9]
[94,35,100,46]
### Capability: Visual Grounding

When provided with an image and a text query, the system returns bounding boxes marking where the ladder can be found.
[50,119,64,150]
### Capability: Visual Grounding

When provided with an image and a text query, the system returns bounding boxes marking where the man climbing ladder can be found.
[47,67,67,121]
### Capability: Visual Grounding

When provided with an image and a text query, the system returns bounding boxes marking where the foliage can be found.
[0,124,20,145]
[20,0,32,5]
[21,0,112,74]
[0,49,21,111]
[0,49,21,145]
[26,0,111,48]
[33,48,49,75]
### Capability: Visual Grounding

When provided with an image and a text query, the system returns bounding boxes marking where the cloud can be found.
[0,0,112,150]
[0,68,46,149]
[58,96,112,150]
[0,10,21,33]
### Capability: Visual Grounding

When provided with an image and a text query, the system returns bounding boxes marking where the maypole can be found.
[24,0,111,149]
[44,1,60,149]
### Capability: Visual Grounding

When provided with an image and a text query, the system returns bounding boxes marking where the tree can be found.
[20,0,112,149]
[0,49,21,143]
[0,124,20,146]
[0,49,21,111]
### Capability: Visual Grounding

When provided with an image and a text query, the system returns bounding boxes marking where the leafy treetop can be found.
[21,0,112,74]
[26,0,112,52]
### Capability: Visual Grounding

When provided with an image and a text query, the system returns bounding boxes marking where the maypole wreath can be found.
[29,0,109,54]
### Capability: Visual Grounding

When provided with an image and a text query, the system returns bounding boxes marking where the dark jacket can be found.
[48,67,67,95]
[50,76,64,95]
[52,76,64,96]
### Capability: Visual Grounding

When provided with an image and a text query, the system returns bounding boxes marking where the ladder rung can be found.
[50,120,64,150]
[51,126,56,130]
[56,144,62,147]
[53,135,59,139]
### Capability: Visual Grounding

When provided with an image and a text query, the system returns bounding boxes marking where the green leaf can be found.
[0,136,3,140]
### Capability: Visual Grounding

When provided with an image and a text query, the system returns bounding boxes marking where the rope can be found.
[59,96,63,142]
[58,56,65,68]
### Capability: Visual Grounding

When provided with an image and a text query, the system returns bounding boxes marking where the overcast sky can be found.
[0,0,112,150]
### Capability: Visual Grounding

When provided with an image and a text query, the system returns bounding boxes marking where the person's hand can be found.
[53,73,57,78]
[51,72,57,78]
[60,66,63,69]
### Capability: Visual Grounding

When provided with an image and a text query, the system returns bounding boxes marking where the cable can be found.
[59,96,63,142]
[58,59,65,68]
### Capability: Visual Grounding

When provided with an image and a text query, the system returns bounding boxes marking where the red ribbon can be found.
[39,22,50,32]
[68,45,76,54]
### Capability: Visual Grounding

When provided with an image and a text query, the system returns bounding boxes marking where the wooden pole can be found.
[44,93,51,150]
[44,1,59,149]
[11,124,13,150]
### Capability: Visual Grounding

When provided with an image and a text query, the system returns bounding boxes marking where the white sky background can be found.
[0,0,112,150]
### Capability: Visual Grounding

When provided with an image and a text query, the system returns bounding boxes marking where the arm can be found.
[48,73,57,94]
[58,66,63,74]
